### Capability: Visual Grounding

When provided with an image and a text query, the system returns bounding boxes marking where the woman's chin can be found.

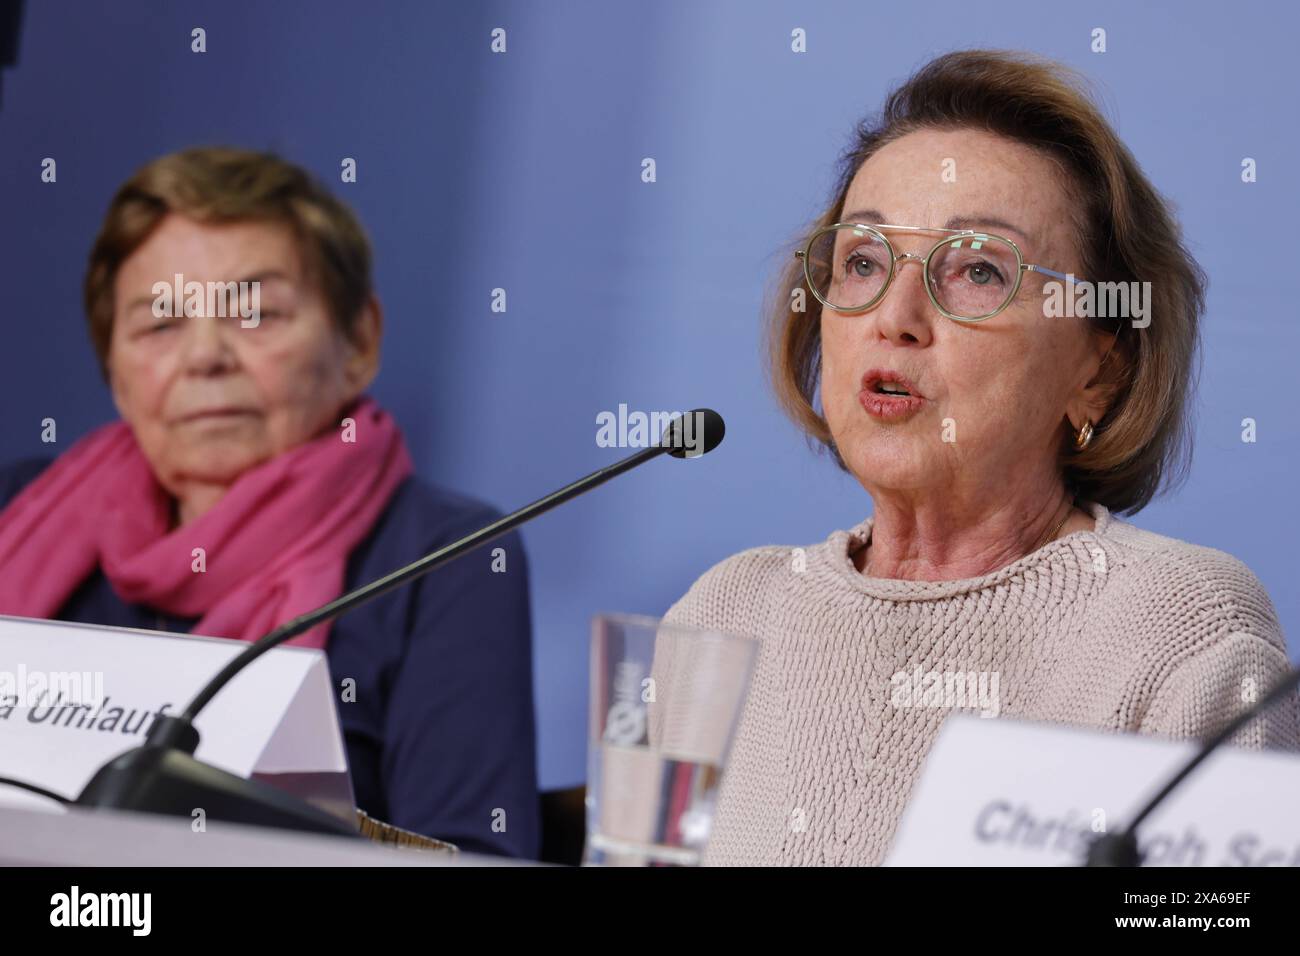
[849,456,934,494]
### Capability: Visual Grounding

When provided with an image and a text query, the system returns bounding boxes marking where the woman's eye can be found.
[846,254,877,278]
[964,262,1004,285]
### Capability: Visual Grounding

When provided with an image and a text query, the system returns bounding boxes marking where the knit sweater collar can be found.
[825,500,1114,601]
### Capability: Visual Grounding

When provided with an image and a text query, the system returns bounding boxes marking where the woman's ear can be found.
[106,347,130,425]
[343,295,383,393]
[1067,327,1126,432]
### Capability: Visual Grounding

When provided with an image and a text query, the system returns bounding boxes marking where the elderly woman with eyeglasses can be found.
[661,50,1300,866]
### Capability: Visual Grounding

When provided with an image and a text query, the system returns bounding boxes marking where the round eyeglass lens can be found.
[926,233,1020,319]
[806,225,891,312]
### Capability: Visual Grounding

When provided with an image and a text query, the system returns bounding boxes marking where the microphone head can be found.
[661,408,725,459]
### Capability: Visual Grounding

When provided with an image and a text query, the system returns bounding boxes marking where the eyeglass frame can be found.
[794,222,1085,323]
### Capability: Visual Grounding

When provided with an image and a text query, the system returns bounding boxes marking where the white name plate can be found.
[886,713,1300,866]
[0,614,350,816]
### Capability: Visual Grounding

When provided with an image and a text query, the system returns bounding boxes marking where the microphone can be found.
[70,408,726,836]
[1085,664,1300,866]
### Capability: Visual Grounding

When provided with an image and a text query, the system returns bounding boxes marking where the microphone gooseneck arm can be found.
[158,407,725,741]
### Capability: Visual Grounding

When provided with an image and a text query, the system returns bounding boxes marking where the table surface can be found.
[0,801,530,867]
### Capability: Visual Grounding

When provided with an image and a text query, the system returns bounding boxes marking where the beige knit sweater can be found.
[660,500,1300,866]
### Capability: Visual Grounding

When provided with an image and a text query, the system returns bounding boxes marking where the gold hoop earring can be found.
[1073,419,1094,451]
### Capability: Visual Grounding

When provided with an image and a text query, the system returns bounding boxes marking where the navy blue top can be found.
[0,457,540,859]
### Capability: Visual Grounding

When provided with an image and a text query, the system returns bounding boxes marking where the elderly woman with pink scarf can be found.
[0,147,539,858]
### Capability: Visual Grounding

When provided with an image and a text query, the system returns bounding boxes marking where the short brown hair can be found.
[768,50,1206,516]
[83,146,373,377]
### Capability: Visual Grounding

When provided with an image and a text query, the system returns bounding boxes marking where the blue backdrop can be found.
[1,0,1294,789]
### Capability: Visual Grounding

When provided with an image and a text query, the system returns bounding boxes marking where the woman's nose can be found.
[180,314,239,373]
[872,254,935,346]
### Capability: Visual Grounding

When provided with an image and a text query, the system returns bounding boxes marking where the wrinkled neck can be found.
[857,489,1085,581]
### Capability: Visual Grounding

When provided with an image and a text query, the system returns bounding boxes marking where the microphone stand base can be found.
[74,745,359,838]
[1085,832,1143,867]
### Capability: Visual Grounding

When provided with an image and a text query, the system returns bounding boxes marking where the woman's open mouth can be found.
[859,370,926,420]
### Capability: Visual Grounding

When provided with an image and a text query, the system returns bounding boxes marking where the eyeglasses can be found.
[794,222,1084,323]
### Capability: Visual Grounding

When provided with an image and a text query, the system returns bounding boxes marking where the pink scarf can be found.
[0,396,413,649]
